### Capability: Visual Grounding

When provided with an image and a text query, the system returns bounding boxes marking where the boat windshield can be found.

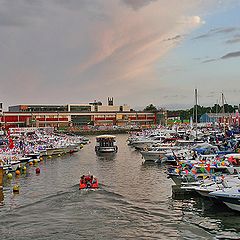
[96,135,116,147]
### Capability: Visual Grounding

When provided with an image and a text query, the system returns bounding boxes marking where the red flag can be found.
[206,163,211,173]
[9,138,14,149]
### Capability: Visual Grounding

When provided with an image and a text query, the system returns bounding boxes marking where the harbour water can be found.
[0,134,239,239]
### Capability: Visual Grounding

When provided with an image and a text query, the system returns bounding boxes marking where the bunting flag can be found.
[205,163,211,173]
[191,168,197,175]
[228,156,237,165]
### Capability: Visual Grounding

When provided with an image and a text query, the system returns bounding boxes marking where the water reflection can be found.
[0,190,3,205]
[171,194,240,238]
[96,152,117,161]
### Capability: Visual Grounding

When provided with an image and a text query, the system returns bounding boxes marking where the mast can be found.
[194,89,198,139]
[221,92,225,134]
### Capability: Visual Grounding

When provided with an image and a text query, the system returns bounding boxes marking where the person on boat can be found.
[192,151,197,160]
[85,175,92,187]
[92,177,97,184]
[80,175,85,184]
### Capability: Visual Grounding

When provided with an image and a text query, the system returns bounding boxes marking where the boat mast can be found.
[194,89,198,139]
[221,92,226,135]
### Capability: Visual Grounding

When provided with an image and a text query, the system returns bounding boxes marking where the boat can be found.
[194,175,240,198]
[79,175,99,190]
[210,187,240,212]
[95,135,118,153]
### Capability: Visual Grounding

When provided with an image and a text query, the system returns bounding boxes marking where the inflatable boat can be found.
[79,175,99,190]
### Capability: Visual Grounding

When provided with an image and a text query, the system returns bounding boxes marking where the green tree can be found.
[144,104,157,112]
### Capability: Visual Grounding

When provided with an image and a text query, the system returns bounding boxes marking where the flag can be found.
[9,138,14,149]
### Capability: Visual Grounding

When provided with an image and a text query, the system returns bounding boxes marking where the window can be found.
[70,106,91,112]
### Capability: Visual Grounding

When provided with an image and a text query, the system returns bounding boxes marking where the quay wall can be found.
[61,128,142,136]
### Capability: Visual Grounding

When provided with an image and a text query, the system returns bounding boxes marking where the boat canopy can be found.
[96,135,116,139]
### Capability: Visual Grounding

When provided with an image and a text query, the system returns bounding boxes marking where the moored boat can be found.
[210,187,240,212]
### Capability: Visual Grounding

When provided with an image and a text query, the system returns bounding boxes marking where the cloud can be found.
[0,0,213,107]
[202,59,217,63]
[0,0,45,27]
[226,34,240,44]
[202,51,240,63]
[163,35,182,41]
[221,51,240,59]
[121,0,158,10]
[163,94,187,99]
[194,27,239,39]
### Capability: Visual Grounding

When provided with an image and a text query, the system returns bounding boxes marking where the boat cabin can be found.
[95,135,118,153]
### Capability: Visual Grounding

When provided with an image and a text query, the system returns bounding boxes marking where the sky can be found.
[0,0,240,110]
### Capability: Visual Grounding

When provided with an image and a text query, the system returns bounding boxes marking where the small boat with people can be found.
[95,135,118,153]
[79,174,99,190]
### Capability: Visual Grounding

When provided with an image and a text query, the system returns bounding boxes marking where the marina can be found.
[0,132,240,239]
[0,1,240,238]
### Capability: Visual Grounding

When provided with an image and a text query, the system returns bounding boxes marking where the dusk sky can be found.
[0,0,240,110]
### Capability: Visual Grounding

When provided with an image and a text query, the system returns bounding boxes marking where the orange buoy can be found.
[15,170,21,175]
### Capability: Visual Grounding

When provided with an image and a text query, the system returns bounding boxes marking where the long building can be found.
[0,99,165,129]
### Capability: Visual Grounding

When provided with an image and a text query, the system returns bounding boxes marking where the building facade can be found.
[1,99,162,128]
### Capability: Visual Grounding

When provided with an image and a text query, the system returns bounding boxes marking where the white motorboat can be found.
[130,135,166,150]
[210,187,240,212]
[140,145,180,163]
[194,175,240,197]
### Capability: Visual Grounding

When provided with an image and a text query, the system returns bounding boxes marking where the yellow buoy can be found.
[7,173,13,179]
[58,154,61,157]
[22,166,27,172]
[15,170,21,175]
[29,161,33,166]
[40,157,43,161]
[33,159,38,164]
[48,155,52,159]
[13,185,20,193]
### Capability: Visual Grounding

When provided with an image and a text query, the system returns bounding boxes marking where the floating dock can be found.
[172,185,198,200]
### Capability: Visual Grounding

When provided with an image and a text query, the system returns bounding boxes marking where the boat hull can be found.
[95,146,117,153]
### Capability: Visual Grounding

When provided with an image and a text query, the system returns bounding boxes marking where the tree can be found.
[144,104,157,112]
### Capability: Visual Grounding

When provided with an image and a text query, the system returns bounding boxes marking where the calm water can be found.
[0,134,239,240]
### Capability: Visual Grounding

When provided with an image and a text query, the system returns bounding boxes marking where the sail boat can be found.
[194,88,198,140]
[220,92,229,136]
[189,89,199,140]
